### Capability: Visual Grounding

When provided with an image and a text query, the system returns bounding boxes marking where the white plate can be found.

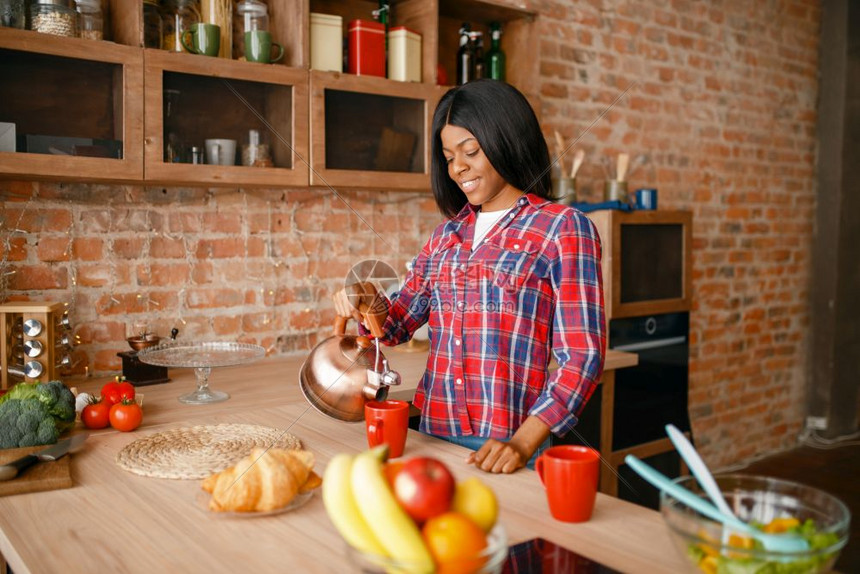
[197,489,313,518]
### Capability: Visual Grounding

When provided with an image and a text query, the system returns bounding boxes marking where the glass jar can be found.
[233,0,267,59]
[75,0,102,40]
[200,0,230,58]
[1,0,26,28]
[143,0,162,49]
[162,0,200,52]
[29,0,77,37]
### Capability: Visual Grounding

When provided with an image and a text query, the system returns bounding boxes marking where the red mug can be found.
[365,399,409,458]
[535,445,600,523]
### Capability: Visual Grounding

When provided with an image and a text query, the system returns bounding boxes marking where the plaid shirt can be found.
[379,194,605,438]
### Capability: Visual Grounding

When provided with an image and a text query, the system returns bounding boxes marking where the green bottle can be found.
[486,21,506,81]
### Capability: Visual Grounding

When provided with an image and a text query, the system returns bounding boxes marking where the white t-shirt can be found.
[472,207,514,250]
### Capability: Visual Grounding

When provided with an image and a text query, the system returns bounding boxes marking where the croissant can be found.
[202,448,319,512]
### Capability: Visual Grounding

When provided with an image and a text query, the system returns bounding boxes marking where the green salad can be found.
[686,517,841,574]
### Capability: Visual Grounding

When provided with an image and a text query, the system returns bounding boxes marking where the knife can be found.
[0,434,88,481]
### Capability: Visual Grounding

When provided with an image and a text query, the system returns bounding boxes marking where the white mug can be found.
[204,139,237,166]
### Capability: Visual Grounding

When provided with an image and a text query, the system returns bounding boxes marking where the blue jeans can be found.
[426,433,550,470]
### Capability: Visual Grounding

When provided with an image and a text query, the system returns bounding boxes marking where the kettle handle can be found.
[344,282,388,339]
[334,304,387,340]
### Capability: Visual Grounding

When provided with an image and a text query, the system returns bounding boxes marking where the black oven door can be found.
[555,312,691,509]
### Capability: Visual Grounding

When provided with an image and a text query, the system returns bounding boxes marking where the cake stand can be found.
[137,341,266,404]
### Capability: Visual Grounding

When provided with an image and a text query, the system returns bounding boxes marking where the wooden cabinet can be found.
[144,50,309,187]
[0,28,144,183]
[0,0,537,190]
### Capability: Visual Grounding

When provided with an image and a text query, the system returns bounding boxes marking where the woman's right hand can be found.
[332,281,388,330]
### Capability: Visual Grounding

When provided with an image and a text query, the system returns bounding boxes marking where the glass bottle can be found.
[233,0,267,60]
[162,0,200,52]
[470,31,485,80]
[163,89,183,163]
[75,0,102,40]
[456,22,473,86]
[143,0,162,48]
[372,0,389,57]
[486,21,506,81]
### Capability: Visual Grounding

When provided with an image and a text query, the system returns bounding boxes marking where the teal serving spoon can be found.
[625,454,810,554]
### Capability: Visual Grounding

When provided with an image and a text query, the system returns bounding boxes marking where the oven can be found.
[556,311,691,510]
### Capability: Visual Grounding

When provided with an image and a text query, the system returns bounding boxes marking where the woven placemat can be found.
[116,424,302,480]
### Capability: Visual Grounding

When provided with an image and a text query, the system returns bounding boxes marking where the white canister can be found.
[310,12,343,72]
[388,26,421,82]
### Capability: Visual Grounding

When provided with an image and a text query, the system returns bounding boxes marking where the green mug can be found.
[244,30,284,64]
[181,23,221,57]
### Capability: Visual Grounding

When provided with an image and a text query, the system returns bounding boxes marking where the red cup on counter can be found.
[536,445,600,523]
[365,399,409,458]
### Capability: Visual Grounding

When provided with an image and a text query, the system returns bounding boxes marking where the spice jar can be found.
[233,0,267,59]
[162,0,200,52]
[143,0,162,48]
[241,129,272,167]
[29,0,77,37]
[75,0,102,40]
[1,0,26,28]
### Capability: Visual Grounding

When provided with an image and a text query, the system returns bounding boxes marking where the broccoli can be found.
[0,380,75,449]
[0,399,59,449]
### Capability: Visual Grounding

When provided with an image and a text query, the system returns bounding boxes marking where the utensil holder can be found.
[551,177,577,204]
[604,180,628,202]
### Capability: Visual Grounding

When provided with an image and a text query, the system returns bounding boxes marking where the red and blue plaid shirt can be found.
[379,194,606,438]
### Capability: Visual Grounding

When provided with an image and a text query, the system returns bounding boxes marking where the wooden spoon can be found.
[570,149,585,179]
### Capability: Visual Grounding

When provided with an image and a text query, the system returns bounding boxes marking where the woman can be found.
[334,80,606,473]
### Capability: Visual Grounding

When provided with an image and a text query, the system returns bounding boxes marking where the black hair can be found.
[430,79,552,219]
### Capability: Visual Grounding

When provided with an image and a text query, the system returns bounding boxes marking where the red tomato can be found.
[82,399,110,429]
[101,379,135,405]
[100,381,121,406]
[393,457,456,523]
[117,381,135,401]
[109,399,143,432]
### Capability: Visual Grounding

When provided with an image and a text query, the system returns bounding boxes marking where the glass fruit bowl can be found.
[660,474,850,573]
[346,523,508,574]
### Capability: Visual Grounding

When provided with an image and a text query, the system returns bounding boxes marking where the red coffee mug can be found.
[535,445,600,523]
[365,399,409,458]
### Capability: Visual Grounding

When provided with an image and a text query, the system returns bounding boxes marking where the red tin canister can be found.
[348,19,386,77]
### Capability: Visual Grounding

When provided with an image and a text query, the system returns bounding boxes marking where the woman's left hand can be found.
[467,439,528,474]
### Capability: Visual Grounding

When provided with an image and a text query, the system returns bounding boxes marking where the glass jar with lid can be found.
[29,0,77,37]
[162,0,200,52]
[75,0,102,40]
[143,0,163,49]
[233,0,268,60]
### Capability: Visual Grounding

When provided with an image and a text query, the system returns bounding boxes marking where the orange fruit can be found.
[422,512,488,574]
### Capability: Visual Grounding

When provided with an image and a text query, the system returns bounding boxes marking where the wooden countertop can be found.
[0,348,689,574]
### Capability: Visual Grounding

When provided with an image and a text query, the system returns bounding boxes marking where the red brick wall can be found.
[0,0,821,467]
[536,0,821,467]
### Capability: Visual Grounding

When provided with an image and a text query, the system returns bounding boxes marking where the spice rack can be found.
[0,0,537,190]
[0,302,72,390]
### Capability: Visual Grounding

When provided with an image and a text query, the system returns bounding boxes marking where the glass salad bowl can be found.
[660,474,850,573]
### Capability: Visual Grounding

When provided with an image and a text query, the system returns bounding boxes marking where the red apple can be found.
[392,457,456,523]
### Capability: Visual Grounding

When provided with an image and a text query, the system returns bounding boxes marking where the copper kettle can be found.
[299,311,401,422]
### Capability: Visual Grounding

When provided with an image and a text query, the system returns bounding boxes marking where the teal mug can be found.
[244,30,284,64]
[181,23,221,57]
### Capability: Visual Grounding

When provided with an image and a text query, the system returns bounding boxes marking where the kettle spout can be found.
[362,373,390,402]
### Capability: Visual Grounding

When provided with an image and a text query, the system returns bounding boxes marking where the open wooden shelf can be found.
[143,49,309,187]
[0,28,143,183]
[0,0,537,190]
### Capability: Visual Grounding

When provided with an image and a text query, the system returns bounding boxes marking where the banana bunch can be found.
[323,445,435,572]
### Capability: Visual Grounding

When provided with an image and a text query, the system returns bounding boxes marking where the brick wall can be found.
[0,0,821,468]
[536,0,821,467]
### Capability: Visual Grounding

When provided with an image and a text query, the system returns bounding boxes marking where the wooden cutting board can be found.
[0,445,73,496]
